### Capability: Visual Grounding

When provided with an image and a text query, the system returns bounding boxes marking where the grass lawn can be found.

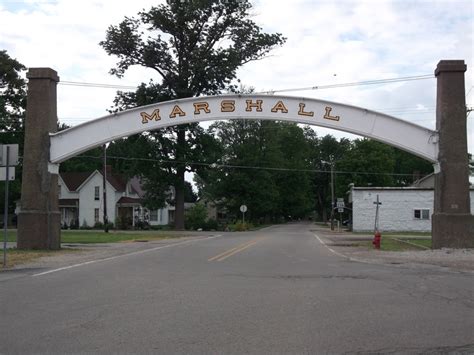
[359,237,432,251]
[2,230,183,244]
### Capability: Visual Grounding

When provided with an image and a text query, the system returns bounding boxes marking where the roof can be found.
[60,172,91,192]
[101,169,127,192]
[60,169,129,192]
[59,198,79,206]
[117,196,142,204]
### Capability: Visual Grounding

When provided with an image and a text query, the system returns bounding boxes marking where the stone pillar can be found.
[432,60,474,248]
[17,68,61,250]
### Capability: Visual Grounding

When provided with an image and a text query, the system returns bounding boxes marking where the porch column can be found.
[432,60,474,248]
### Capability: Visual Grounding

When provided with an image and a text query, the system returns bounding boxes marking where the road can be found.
[1,223,473,354]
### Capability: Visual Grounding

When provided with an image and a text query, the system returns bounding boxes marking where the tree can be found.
[198,121,315,222]
[336,139,396,196]
[100,0,286,229]
[307,134,351,222]
[0,51,27,214]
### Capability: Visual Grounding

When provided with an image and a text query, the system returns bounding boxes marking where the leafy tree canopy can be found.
[100,0,286,229]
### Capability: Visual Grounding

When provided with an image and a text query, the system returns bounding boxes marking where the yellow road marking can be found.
[208,238,262,262]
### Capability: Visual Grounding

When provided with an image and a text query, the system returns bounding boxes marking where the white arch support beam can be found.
[50,95,439,163]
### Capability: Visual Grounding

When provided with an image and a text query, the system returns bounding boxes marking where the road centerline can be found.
[208,237,263,262]
[32,235,222,277]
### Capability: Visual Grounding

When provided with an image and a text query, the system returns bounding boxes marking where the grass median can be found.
[2,229,183,244]
[1,230,185,269]
[359,236,432,251]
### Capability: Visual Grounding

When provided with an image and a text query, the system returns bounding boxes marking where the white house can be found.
[349,185,474,232]
[58,167,173,228]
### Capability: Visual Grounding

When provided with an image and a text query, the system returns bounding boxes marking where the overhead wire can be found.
[74,154,421,177]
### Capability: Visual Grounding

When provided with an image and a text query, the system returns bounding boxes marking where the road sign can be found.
[338,207,344,213]
[0,167,15,181]
[240,205,248,213]
[336,198,345,208]
[0,144,19,166]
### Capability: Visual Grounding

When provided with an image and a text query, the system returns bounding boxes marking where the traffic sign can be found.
[240,205,248,213]
[336,198,345,208]
[0,144,19,166]
[0,167,15,181]
[338,207,344,213]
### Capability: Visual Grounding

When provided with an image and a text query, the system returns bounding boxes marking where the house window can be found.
[94,208,100,222]
[58,185,61,198]
[159,209,163,222]
[94,186,100,200]
[150,210,158,222]
[414,209,430,220]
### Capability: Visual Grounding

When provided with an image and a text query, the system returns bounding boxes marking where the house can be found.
[348,174,474,232]
[58,166,173,228]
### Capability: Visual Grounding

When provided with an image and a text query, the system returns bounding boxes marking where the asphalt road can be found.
[1,223,473,354]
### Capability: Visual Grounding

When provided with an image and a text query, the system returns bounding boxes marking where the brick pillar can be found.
[432,60,474,248]
[17,68,61,250]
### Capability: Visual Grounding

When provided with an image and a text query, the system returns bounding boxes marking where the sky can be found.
[0,0,473,159]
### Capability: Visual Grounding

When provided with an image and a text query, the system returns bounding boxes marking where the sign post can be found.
[2,144,18,268]
[240,204,248,225]
[337,198,344,230]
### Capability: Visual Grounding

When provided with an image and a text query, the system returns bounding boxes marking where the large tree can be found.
[198,121,314,222]
[0,50,27,213]
[100,0,286,229]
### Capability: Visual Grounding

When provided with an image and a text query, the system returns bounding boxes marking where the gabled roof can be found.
[60,169,129,193]
[60,172,91,192]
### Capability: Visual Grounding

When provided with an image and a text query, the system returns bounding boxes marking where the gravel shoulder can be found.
[312,225,474,274]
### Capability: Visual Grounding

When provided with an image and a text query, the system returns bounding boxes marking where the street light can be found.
[321,156,335,231]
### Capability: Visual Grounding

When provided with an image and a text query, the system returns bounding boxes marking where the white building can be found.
[58,167,173,228]
[349,185,474,232]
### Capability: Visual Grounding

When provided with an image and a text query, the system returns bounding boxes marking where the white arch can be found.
[50,95,439,163]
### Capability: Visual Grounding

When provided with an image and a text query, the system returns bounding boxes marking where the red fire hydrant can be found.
[372,231,381,250]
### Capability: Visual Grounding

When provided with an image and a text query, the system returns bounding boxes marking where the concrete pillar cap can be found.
[26,68,60,82]
[435,60,466,76]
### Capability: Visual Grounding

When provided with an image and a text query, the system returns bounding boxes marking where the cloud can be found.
[0,0,472,152]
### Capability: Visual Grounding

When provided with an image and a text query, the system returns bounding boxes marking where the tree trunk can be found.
[318,193,327,222]
[174,129,186,230]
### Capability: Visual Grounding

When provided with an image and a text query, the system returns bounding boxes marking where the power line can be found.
[76,154,420,177]
[257,74,434,94]
[59,81,137,90]
[53,74,434,93]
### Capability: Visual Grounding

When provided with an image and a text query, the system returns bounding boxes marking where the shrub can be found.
[204,218,218,231]
[70,219,79,230]
[93,221,104,229]
[233,221,253,231]
[185,204,207,230]
[81,219,91,230]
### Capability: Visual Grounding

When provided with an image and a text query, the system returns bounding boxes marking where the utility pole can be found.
[103,144,108,233]
[330,156,335,231]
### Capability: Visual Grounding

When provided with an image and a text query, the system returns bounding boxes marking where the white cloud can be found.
[0,0,472,153]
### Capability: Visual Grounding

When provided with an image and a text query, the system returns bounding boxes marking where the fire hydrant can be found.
[372,231,381,250]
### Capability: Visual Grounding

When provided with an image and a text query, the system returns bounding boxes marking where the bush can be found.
[134,220,150,230]
[233,221,253,231]
[204,218,218,231]
[70,219,79,230]
[93,221,104,229]
[185,204,207,230]
[81,219,91,230]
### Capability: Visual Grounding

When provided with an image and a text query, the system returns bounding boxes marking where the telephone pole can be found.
[103,144,108,233]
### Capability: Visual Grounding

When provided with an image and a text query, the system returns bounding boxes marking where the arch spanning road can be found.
[49,94,439,163]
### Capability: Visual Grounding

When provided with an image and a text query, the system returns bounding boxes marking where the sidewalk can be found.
[312,225,474,274]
